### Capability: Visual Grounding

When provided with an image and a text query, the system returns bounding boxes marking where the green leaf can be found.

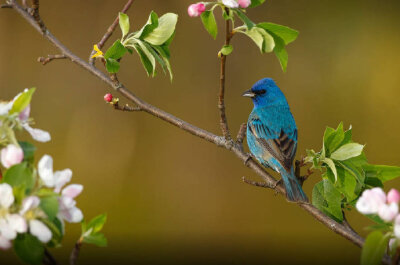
[271,34,288,72]
[335,166,358,201]
[41,218,63,247]
[119,12,130,38]
[136,41,156,76]
[153,45,173,80]
[322,158,337,182]
[312,179,343,222]
[19,141,36,161]
[134,11,159,40]
[249,0,266,8]
[10,88,36,114]
[86,214,107,234]
[363,164,400,183]
[14,234,44,265]
[220,45,233,56]
[40,196,59,221]
[144,13,178,46]
[323,122,345,155]
[365,176,383,188]
[131,44,155,76]
[337,160,365,184]
[201,11,218,39]
[104,40,127,60]
[105,58,120,73]
[83,233,107,247]
[331,143,364,161]
[257,22,299,45]
[361,231,390,265]
[234,9,255,30]
[244,27,275,53]
[3,162,35,193]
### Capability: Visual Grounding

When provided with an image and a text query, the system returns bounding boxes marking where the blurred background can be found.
[1,0,400,264]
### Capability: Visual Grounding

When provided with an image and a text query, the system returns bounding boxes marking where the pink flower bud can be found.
[104,93,113,103]
[238,0,251,8]
[19,105,31,122]
[388,189,400,204]
[378,203,399,222]
[1,145,24,169]
[188,3,206,17]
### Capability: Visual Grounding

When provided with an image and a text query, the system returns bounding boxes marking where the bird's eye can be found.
[258,89,266,95]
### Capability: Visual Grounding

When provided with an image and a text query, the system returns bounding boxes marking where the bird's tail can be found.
[280,167,308,203]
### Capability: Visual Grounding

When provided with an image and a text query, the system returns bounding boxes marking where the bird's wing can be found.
[248,110,297,170]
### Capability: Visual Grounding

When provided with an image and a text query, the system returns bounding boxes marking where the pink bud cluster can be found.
[1,145,24,169]
[188,0,252,18]
[356,188,400,238]
[188,3,206,17]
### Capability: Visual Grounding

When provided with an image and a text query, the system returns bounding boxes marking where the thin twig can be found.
[89,0,134,65]
[69,241,82,265]
[218,15,233,140]
[37,54,67,65]
[4,2,391,264]
[113,102,141,112]
[43,248,57,265]
[29,0,45,33]
[236,123,247,145]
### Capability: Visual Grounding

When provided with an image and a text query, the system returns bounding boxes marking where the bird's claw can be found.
[244,153,253,166]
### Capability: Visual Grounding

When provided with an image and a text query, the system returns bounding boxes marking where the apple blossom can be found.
[356,188,386,214]
[29,220,52,243]
[395,215,400,239]
[18,105,51,143]
[222,0,239,8]
[378,203,399,222]
[388,189,400,204]
[38,155,72,192]
[238,0,251,8]
[1,144,24,168]
[188,3,206,17]
[58,184,84,223]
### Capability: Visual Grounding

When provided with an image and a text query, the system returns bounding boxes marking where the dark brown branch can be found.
[38,54,67,65]
[218,16,233,140]
[113,102,141,112]
[89,0,134,65]
[69,241,82,265]
[29,0,45,33]
[4,2,390,264]
[236,123,247,145]
[242,176,276,189]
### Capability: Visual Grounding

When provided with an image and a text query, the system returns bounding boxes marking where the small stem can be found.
[70,241,82,265]
[218,15,233,140]
[38,54,67,65]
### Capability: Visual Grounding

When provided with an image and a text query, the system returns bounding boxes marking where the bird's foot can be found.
[298,169,314,186]
[244,153,253,166]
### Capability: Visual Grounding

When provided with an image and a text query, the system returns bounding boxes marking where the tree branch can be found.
[89,0,134,65]
[69,241,82,265]
[38,54,67,65]
[4,1,389,263]
[218,16,233,140]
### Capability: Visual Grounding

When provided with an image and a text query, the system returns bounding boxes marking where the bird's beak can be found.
[242,89,255,98]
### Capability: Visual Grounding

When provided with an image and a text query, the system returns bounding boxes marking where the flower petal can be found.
[29,220,52,243]
[23,124,51,143]
[7,214,27,233]
[62,184,83,199]
[0,235,12,250]
[0,183,14,209]
[222,0,239,8]
[18,105,31,121]
[0,218,16,240]
[54,169,73,193]
[38,155,55,187]
[0,101,13,116]
[20,196,40,215]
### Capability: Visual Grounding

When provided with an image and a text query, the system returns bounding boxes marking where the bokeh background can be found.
[1,0,400,264]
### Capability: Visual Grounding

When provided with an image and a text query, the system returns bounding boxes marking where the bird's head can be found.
[242,78,287,108]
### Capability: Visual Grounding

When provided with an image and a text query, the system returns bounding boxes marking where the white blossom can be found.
[222,0,239,8]
[38,155,72,192]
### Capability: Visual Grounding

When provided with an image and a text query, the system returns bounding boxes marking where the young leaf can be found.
[3,162,35,193]
[201,11,218,39]
[14,234,44,265]
[104,40,127,60]
[105,58,120,73]
[244,27,275,53]
[19,141,36,161]
[234,9,255,30]
[220,45,233,56]
[331,143,364,161]
[257,22,299,45]
[119,12,130,39]
[129,43,155,76]
[10,88,36,114]
[136,41,156,76]
[363,164,400,183]
[324,122,345,155]
[86,214,107,234]
[361,231,390,265]
[249,0,266,8]
[134,11,159,40]
[322,158,337,182]
[312,179,343,222]
[40,196,59,221]
[144,13,178,46]
[270,34,288,71]
[83,233,108,247]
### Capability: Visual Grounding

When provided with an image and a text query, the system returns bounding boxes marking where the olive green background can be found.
[1,0,400,264]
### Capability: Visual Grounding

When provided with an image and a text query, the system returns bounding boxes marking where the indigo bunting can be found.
[243,78,308,202]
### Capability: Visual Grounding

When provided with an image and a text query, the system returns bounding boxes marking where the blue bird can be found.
[243,78,308,202]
